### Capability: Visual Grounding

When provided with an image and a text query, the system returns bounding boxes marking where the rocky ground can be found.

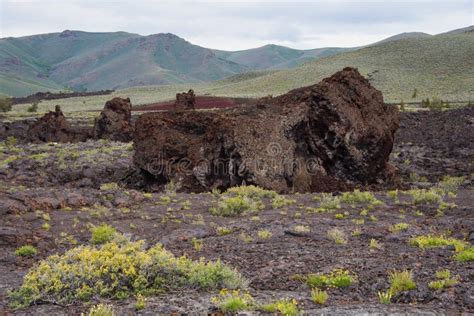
[0,106,473,315]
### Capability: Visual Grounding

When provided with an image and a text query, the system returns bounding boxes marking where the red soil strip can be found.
[134,96,255,111]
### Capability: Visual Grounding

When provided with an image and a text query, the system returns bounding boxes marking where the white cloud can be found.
[1,0,472,49]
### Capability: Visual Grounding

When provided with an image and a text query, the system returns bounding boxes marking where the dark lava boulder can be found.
[93,97,134,142]
[175,89,196,110]
[133,67,399,193]
[27,106,74,143]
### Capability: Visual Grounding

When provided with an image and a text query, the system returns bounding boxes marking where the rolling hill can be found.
[1,26,473,99]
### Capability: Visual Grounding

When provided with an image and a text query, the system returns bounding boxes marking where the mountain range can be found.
[0,26,473,97]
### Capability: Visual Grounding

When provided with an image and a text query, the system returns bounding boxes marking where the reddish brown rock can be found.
[174,89,196,110]
[133,67,399,193]
[27,106,74,142]
[93,97,133,142]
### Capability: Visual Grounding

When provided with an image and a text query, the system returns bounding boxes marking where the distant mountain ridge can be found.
[0,26,472,97]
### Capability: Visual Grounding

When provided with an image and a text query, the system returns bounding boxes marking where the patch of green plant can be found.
[306,269,355,289]
[341,190,380,205]
[409,189,442,205]
[225,185,277,199]
[292,225,310,233]
[9,237,245,308]
[271,195,296,209]
[389,223,409,233]
[211,289,255,312]
[257,229,272,239]
[311,288,328,305]
[378,290,392,304]
[388,270,416,295]
[455,247,474,262]
[0,97,12,112]
[327,228,347,244]
[260,298,299,316]
[312,193,341,212]
[369,238,382,250]
[134,293,146,311]
[428,269,459,290]
[191,238,203,252]
[409,235,466,252]
[99,182,119,191]
[210,195,262,217]
[90,224,117,245]
[15,245,38,257]
[83,303,115,316]
[216,226,232,236]
[437,176,464,195]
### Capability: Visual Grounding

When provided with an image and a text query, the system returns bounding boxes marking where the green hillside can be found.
[198,32,474,103]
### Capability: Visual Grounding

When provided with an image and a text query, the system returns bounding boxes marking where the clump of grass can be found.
[437,176,464,195]
[90,224,117,245]
[210,185,272,217]
[192,238,203,252]
[260,298,298,316]
[313,193,341,212]
[211,289,255,312]
[15,245,37,257]
[455,247,474,262]
[293,225,310,233]
[271,195,296,209]
[341,190,380,205]
[386,190,399,202]
[369,239,382,250]
[409,189,442,205]
[257,229,272,239]
[389,223,410,233]
[409,235,466,252]
[311,288,328,305]
[134,293,146,311]
[8,237,246,308]
[388,270,416,295]
[225,185,277,199]
[216,226,232,236]
[306,269,355,289]
[378,290,392,304]
[99,182,119,191]
[84,304,115,316]
[351,228,362,237]
[334,213,348,219]
[327,228,347,244]
[428,269,459,290]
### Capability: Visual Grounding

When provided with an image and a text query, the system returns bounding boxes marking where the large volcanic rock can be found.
[93,97,133,142]
[174,89,196,110]
[27,106,74,143]
[133,68,399,193]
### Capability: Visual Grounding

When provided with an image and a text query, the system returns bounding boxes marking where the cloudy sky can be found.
[1,0,473,50]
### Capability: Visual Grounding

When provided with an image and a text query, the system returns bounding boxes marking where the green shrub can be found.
[90,224,117,244]
[99,182,119,191]
[83,304,115,316]
[271,195,295,209]
[438,176,464,194]
[455,247,474,262]
[225,185,277,199]
[409,189,443,205]
[378,290,392,304]
[388,270,416,294]
[210,196,259,217]
[389,223,409,233]
[311,288,328,305]
[9,238,245,308]
[306,269,355,289]
[313,193,341,211]
[428,269,459,290]
[260,298,299,316]
[211,289,255,312]
[327,228,347,244]
[409,235,466,252]
[15,245,37,257]
[257,229,272,239]
[27,101,39,113]
[0,97,12,112]
[341,190,379,204]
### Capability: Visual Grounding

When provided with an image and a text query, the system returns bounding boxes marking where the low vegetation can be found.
[209,185,275,216]
[260,298,299,316]
[388,270,416,295]
[428,269,459,290]
[409,235,466,252]
[211,289,255,312]
[305,269,355,289]
[15,245,38,257]
[311,288,328,305]
[455,247,474,262]
[9,236,245,308]
[84,304,115,316]
[90,224,117,244]
[327,228,347,245]
[341,190,380,205]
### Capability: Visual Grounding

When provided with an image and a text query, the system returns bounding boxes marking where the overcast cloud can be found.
[1,0,473,50]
